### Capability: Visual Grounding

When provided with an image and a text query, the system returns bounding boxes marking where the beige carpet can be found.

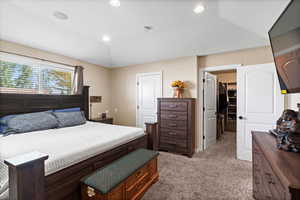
[143,132,254,200]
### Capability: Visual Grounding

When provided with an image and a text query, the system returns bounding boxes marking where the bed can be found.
[0,86,155,200]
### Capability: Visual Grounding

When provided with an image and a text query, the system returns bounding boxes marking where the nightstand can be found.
[90,118,114,124]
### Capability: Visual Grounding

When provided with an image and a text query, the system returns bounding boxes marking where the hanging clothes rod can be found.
[0,50,76,68]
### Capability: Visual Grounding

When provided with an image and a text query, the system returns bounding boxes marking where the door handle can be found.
[238,116,244,120]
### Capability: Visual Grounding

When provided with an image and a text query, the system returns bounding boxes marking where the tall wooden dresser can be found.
[157,98,196,157]
[252,131,300,200]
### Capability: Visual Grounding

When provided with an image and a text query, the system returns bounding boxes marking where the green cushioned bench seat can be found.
[81,148,159,194]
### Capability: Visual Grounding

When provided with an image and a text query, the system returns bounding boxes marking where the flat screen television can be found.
[269,0,300,94]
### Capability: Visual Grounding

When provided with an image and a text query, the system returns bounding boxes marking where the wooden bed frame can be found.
[0,86,157,200]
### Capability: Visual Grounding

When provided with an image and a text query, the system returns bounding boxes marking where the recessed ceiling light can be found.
[102,35,111,42]
[109,0,121,7]
[193,4,205,14]
[53,11,68,20]
[144,26,153,32]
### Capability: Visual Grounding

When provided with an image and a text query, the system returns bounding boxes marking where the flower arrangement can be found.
[171,80,185,98]
[171,80,185,89]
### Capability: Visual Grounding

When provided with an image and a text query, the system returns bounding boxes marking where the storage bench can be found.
[81,148,159,200]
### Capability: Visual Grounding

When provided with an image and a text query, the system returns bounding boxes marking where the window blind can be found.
[0,53,74,95]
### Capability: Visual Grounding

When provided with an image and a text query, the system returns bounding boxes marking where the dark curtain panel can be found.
[72,66,84,95]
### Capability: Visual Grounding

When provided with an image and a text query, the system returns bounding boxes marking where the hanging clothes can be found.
[218,82,228,114]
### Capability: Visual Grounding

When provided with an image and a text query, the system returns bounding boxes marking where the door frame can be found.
[198,64,242,152]
[136,71,163,127]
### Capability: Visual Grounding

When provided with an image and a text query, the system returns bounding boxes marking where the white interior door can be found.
[136,72,162,129]
[203,72,217,150]
[237,63,284,161]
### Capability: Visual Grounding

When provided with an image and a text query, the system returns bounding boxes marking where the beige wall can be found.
[198,46,274,68]
[0,40,111,119]
[110,56,198,126]
[211,71,236,83]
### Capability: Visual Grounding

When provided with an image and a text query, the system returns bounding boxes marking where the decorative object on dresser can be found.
[171,80,185,98]
[270,105,300,152]
[90,117,114,125]
[157,98,196,157]
[252,131,300,200]
[81,149,159,200]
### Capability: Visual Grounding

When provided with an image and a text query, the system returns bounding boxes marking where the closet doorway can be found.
[211,70,237,137]
[202,63,284,161]
[202,65,239,153]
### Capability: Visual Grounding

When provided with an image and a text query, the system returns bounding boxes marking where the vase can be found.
[173,87,183,98]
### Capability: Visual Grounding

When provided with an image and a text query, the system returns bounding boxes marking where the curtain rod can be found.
[0,50,76,68]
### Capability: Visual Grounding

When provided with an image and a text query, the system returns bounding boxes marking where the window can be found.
[0,53,74,95]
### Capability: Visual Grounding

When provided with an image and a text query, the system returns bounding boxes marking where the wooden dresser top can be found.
[157,98,196,101]
[252,131,300,189]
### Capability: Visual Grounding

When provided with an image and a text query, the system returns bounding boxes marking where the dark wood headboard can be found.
[0,86,90,119]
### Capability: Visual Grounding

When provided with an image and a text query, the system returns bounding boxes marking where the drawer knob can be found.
[168,115,177,118]
[268,180,276,185]
[265,173,276,185]
[168,132,177,135]
[169,123,177,127]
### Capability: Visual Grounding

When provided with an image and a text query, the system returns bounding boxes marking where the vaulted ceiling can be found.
[0,0,289,67]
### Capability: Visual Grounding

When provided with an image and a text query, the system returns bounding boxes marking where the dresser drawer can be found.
[252,139,261,154]
[160,102,187,112]
[126,164,149,189]
[160,120,187,130]
[160,111,187,121]
[148,159,157,177]
[261,156,287,200]
[253,138,287,200]
[159,142,188,154]
[160,137,187,149]
[253,149,273,200]
[126,172,150,200]
[160,128,187,139]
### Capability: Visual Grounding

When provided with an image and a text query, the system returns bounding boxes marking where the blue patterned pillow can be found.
[0,125,4,134]
[54,107,81,112]
[0,115,16,135]
[3,111,58,135]
[52,111,86,128]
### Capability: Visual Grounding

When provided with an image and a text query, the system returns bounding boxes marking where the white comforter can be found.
[0,122,145,199]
